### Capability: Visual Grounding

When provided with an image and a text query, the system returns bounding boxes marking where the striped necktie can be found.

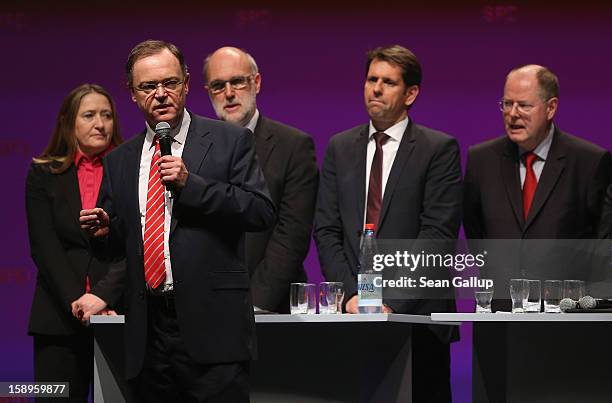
[143,136,166,288]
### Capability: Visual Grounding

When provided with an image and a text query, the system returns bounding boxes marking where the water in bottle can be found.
[358,223,383,313]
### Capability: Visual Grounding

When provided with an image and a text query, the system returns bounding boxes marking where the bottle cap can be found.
[364,223,376,231]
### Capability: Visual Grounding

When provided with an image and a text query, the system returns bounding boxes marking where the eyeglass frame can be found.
[498,97,554,115]
[132,78,186,94]
[205,74,255,95]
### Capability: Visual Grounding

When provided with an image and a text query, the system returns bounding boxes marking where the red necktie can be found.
[366,132,389,227]
[143,137,166,289]
[522,151,538,221]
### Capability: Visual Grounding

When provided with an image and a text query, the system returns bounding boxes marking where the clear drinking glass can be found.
[319,282,344,314]
[510,279,529,313]
[544,280,563,313]
[524,280,541,313]
[474,279,494,313]
[290,283,309,314]
[563,280,585,301]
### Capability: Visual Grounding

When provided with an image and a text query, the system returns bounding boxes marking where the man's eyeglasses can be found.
[498,99,550,114]
[206,75,253,94]
[134,78,184,94]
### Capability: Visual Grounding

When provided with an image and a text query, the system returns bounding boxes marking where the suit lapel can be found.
[56,165,87,244]
[253,116,275,169]
[123,134,146,250]
[378,121,416,230]
[500,138,525,229]
[170,115,212,235]
[350,126,369,231]
[524,129,566,229]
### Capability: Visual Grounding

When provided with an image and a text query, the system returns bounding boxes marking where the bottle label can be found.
[358,273,382,307]
[358,282,374,292]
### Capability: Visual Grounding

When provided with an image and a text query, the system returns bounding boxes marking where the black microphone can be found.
[155,122,172,156]
[155,122,172,157]
[154,122,174,195]
[578,296,612,309]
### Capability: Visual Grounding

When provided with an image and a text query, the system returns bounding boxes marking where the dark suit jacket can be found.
[314,120,462,342]
[25,162,123,336]
[463,129,611,309]
[597,184,612,238]
[463,128,611,239]
[95,113,275,379]
[246,116,318,313]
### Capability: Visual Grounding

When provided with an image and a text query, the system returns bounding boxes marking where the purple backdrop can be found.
[3,2,612,402]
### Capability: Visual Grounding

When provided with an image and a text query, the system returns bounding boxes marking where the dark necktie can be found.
[522,151,538,221]
[366,132,390,227]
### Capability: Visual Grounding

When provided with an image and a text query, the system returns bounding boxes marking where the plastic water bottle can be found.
[358,223,383,313]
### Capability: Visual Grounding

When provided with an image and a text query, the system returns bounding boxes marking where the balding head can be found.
[203,47,258,82]
[204,47,261,127]
[506,64,559,101]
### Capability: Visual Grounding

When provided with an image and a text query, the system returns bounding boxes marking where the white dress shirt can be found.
[138,110,191,287]
[363,117,408,227]
[245,109,260,133]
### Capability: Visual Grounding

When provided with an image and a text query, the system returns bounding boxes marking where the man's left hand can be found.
[158,153,189,188]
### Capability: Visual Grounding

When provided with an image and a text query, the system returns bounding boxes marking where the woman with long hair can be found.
[25,83,123,402]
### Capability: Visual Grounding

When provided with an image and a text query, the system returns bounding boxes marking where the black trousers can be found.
[33,329,93,403]
[130,295,250,403]
[412,326,452,403]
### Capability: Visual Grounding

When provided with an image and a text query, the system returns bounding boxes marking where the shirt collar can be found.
[368,117,409,143]
[519,123,555,161]
[74,143,115,166]
[145,108,191,149]
[245,109,260,133]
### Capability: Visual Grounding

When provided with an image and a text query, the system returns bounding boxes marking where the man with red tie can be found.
[464,64,611,305]
[314,45,462,403]
[463,66,612,402]
[463,65,611,240]
[79,40,274,402]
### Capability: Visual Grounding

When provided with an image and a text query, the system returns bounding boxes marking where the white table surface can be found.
[253,313,457,325]
[91,313,458,325]
[431,312,612,322]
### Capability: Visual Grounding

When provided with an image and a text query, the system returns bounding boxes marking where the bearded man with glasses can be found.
[203,47,318,314]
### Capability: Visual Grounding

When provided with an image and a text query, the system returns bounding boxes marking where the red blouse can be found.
[74,145,113,292]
